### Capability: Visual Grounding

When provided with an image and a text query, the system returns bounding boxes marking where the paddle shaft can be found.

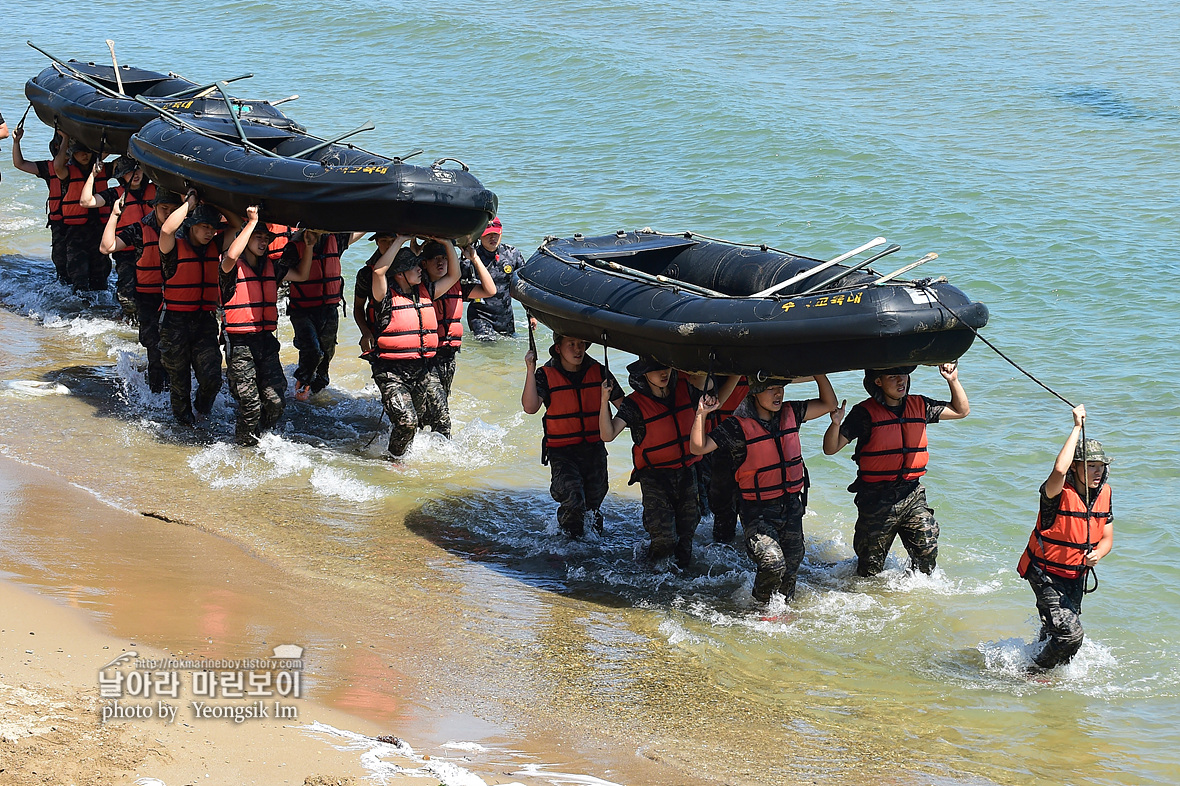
[753,236,887,297]
[799,244,902,295]
[289,121,376,160]
[873,253,938,285]
[105,39,124,94]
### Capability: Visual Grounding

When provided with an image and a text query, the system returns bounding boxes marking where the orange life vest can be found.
[223,256,278,334]
[135,215,165,294]
[541,361,605,449]
[46,165,64,224]
[854,396,929,483]
[433,280,464,349]
[267,225,294,265]
[628,377,700,473]
[163,236,221,313]
[115,183,156,230]
[60,162,109,225]
[707,378,749,433]
[1018,482,1111,580]
[369,284,438,360]
[734,405,805,502]
[288,234,344,309]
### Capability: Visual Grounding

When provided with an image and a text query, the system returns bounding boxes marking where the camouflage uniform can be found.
[840,392,948,577]
[707,450,741,543]
[428,347,457,438]
[158,310,222,425]
[546,442,609,537]
[852,483,939,577]
[616,369,703,569]
[290,304,339,394]
[741,493,807,602]
[135,294,167,392]
[224,331,286,445]
[1026,563,1086,669]
[369,357,447,457]
[64,221,109,291]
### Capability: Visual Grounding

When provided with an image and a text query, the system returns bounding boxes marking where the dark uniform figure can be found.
[85,155,156,318]
[362,237,458,459]
[282,230,356,400]
[57,140,112,291]
[824,363,969,577]
[1017,406,1113,670]
[704,378,749,543]
[219,209,316,445]
[601,358,719,569]
[522,333,622,538]
[466,217,524,339]
[11,127,67,282]
[692,376,836,603]
[157,195,225,425]
[101,188,184,393]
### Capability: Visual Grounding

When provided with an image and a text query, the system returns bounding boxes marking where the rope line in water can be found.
[920,284,1075,408]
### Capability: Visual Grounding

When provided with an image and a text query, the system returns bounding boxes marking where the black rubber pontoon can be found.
[129,115,498,240]
[513,230,989,377]
[25,61,300,154]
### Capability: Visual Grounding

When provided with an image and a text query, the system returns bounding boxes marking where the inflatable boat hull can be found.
[25,62,299,154]
[129,117,497,242]
[513,231,989,377]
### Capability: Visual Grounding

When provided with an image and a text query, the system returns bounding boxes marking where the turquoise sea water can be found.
[2,2,1179,784]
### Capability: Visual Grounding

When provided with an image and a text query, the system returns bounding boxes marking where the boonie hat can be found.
[67,140,93,155]
[749,377,791,395]
[863,365,917,396]
[111,155,138,179]
[151,188,183,206]
[627,356,670,376]
[388,247,421,274]
[1074,438,1113,465]
[185,204,222,228]
[419,240,447,259]
[481,217,503,237]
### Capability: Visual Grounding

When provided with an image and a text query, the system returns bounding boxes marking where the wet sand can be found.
[0,452,692,785]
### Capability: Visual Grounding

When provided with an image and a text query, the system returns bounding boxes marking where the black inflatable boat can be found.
[25,61,299,154]
[513,230,989,377]
[129,115,498,241]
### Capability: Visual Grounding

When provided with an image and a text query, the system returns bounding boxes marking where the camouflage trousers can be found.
[50,223,68,284]
[546,441,609,538]
[1026,564,1087,670]
[369,357,447,458]
[289,304,338,393]
[224,331,287,446]
[134,293,166,393]
[740,493,806,602]
[112,248,138,318]
[427,348,458,438]
[706,450,741,543]
[63,221,109,291]
[853,483,939,577]
[636,464,701,569]
[159,310,222,425]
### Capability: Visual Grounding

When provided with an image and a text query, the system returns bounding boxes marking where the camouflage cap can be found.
[388,247,420,274]
[1074,438,1113,464]
[749,377,791,395]
[111,155,138,179]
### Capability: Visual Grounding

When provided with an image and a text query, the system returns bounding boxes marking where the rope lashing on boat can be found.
[600,332,610,379]
[705,352,717,398]
[919,283,1075,408]
[17,103,32,129]
[525,310,536,358]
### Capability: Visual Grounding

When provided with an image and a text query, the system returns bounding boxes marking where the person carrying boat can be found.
[466,217,527,340]
[703,377,749,544]
[822,363,969,577]
[521,333,623,538]
[421,240,497,434]
[691,376,837,603]
[56,139,112,292]
[10,126,68,283]
[1017,404,1113,671]
[99,187,184,393]
[353,232,396,355]
[219,208,317,445]
[157,191,226,427]
[599,358,738,569]
[281,229,366,402]
[82,155,155,319]
[365,237,459,459]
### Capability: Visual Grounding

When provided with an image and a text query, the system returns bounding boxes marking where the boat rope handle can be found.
[919,284,1075,408]
[600,332,610,378]
[431,157,469,171]
[526,310,537,358]
[18,103,32,129]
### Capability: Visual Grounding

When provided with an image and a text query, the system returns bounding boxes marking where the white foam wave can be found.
[0,379,70,396]
[310,465,384,502]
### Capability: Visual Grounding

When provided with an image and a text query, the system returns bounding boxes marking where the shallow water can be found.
[3,2,1180,784]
